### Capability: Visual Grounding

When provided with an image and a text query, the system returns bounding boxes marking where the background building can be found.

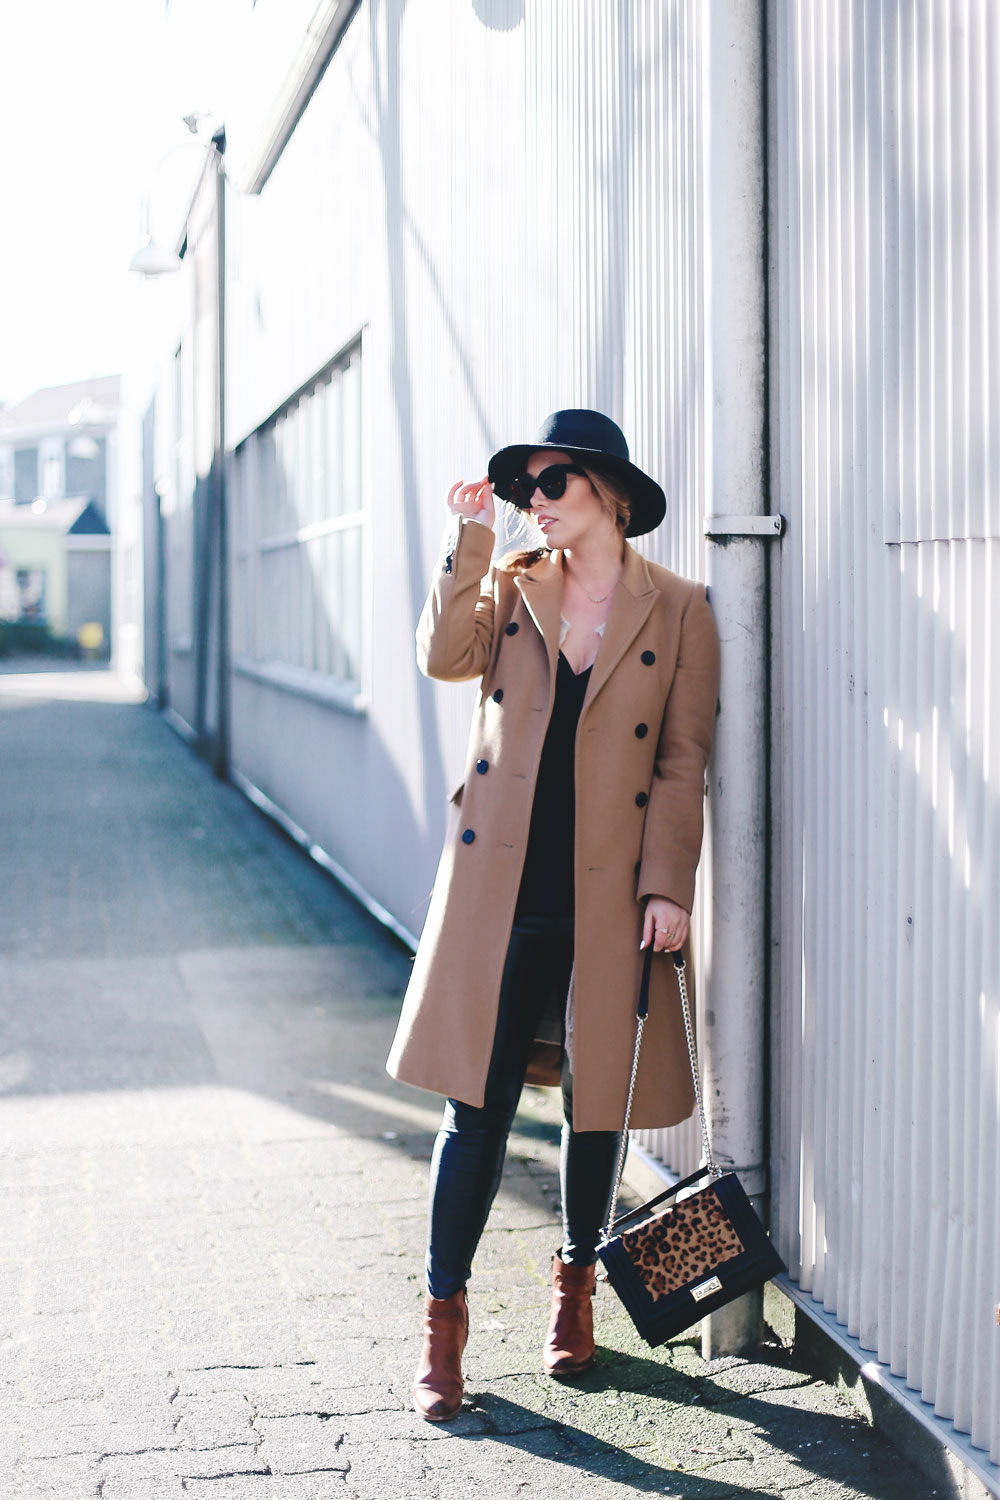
[0,496,111,644]
[134,3,1000,1491]
[0,374,142,670]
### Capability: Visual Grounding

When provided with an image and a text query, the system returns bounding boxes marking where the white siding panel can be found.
[771,0,1000,1470]
[625,0,709,1183]
[883,0,1000,543]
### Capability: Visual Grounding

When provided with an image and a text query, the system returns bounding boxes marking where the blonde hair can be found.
[580,464,632,535]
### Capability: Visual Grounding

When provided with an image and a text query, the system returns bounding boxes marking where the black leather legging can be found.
[425,916,624,1299]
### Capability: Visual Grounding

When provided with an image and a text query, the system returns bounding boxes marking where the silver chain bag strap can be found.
[596,948,785,1347]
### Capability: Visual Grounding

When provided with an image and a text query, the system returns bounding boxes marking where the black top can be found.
[515,650,592,919]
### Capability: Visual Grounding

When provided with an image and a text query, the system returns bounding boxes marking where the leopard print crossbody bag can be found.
[596,949,785,1347]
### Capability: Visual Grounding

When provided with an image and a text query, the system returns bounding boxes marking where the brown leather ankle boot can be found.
[412,1289,469,1421]
[543,1252,596,1378]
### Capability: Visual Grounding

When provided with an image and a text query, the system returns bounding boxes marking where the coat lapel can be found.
[514,552,564,679]
[514,543,658,699]
[582,543,658,711]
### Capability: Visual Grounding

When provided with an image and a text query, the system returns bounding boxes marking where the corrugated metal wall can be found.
[769,0,999,1468]
[618,0,710,1182]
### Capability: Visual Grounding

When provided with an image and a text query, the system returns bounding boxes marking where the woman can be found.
[387,409,720,1421]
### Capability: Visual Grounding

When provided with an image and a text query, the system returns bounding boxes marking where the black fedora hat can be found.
[487,409,666,538]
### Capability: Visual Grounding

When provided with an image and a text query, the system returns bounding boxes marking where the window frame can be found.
[231,337,367,714]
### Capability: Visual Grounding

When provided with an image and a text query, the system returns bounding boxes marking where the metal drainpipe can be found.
[701,0,780,1358]
[211,128,230,781]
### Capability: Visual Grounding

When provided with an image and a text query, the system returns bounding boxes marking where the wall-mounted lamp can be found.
[129,225,183,278]
[128,120,226,279]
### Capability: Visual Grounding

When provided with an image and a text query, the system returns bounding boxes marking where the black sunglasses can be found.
[502,463,587,509]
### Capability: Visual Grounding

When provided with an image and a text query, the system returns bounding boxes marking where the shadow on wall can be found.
[365,0,643,845]
[369,0,450,834]
[472,0,524,31]
[228,663,444,940]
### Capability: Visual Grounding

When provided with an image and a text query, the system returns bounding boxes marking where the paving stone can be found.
[255,1414,352,1475]
[17,1367,105,1405]
[97,1443,268,1483]
[21,1422,178,1462]
[174,1391,258,1448]
[11,1396,105,1433]
[338,1438,437,1496]
[100,1482,187,1500]
[339,1407,492,1445]
[12,1453,102,1498]
[254,1383,403,1419]
[185,1479,348,1500]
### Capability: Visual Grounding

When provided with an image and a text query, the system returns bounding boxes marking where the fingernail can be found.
[639,939,647,950]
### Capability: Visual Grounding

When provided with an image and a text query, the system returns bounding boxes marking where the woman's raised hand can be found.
[447,477,495,531]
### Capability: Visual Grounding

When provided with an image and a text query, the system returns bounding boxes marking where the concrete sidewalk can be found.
[1,663,930,1499]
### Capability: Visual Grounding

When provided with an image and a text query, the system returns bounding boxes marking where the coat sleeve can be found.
[416,517,498,681]
[637,582,721,913]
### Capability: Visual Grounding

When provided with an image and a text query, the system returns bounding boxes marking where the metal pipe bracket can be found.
[704,515,785,537]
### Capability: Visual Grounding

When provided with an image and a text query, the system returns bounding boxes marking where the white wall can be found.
[769,0,1000,1473]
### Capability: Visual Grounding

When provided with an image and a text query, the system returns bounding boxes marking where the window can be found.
[16,568,46,623]
[40,437,64,500]
[232,342,364,699]
[14,447,38,505]
[65,435,107,506]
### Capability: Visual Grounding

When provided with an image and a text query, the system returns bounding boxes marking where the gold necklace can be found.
[571,572,620,605]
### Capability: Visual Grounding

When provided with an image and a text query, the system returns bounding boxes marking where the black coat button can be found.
[476,759,488,774]
[493,689,504,703]
[635,792,648,808]
[641,650,655,665]
[505,622,519,635]
[462,829,476,844]
[635,723,648,738]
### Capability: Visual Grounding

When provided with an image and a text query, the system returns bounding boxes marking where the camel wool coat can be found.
[386,516,721,1132]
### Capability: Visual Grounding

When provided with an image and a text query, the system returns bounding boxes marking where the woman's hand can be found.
[640,896,690,953]
[447,477,495,531]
